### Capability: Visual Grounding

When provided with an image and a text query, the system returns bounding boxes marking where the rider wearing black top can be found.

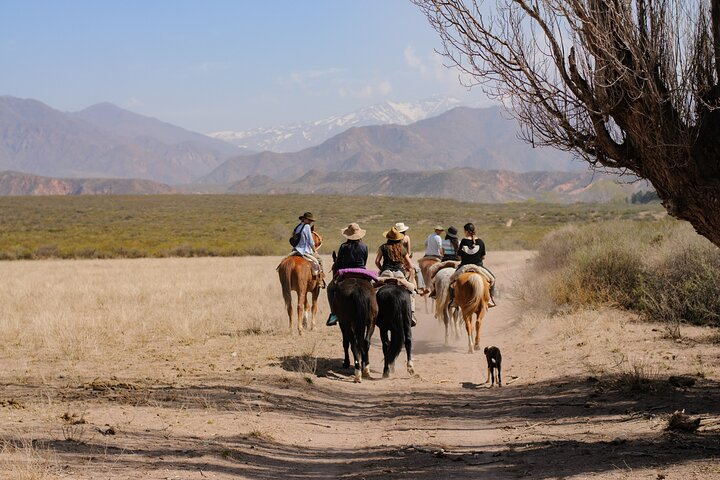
[458,236,486,267]
[334,239,368,272]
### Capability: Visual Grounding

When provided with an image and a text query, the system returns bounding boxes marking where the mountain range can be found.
[225,168,644,203]
[208,95,471,153]
[200,106,582,184]
[0,96,245,184]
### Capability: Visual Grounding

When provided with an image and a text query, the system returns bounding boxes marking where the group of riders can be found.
[289,211,497,327]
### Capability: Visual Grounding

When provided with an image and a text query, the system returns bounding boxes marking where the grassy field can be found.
[0,194,668,259]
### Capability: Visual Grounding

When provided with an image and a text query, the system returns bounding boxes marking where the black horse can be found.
[332,277,378,383]
[376,284,414,378]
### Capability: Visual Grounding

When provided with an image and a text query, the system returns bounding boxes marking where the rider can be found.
[423,225,444,260]
[292,212,325,287]
[394,221,426,293]
[326,222,369,326]
[441,226,460,261]
[376,226,418,325]
[456,222,496,307]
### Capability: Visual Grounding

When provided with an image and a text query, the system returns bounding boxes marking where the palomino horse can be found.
[277,256,321,335]
[332,277,378,383]
[376,284,414,378]
[432,267,461,345]
[453,271,491,353]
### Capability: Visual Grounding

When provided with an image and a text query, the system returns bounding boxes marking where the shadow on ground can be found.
[2,371,720,478]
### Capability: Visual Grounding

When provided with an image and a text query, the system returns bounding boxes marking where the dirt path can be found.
[1,252,719,479]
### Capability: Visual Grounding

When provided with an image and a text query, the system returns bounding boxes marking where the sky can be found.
[0,1,490,133]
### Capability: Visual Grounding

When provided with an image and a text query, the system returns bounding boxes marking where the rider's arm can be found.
[403,253,412,272]
[374,247,383,271]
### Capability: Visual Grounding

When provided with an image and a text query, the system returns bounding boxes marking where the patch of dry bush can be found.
[531,221,720,329]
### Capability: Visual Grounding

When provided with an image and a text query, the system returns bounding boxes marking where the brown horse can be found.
[453,272,491,353]
[277,256,320,335]
[418,256,440,293]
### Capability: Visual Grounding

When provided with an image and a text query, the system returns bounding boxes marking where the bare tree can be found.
[413,0,720,247]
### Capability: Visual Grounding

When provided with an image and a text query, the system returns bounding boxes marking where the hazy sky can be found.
[0,1,489,133]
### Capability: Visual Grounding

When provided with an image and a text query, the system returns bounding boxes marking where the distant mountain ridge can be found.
[0,96,244,184]
[200,106,583,184]
[0,170,175,195]
[225,168,645,203]
[208,95,472,153]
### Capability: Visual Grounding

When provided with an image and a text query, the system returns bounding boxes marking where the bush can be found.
[533,221,720,327]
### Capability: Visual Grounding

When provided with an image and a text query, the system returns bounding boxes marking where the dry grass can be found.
[0,439,56,480]
[0,255,333,381]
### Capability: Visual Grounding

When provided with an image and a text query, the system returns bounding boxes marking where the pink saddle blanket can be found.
[336,268,378,282]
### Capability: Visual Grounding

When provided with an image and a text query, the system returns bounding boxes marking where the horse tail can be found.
[463,273,487,314]
[377,286,407,363]
[434,270,450,321]
[278,259,293,308]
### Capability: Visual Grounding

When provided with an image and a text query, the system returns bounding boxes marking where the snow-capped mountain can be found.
[208,95,482,153]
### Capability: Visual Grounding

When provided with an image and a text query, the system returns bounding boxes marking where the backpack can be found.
[289,223,303,247]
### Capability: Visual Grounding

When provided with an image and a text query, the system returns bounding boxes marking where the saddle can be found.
[428,260,460,282]
[374,272,416,293]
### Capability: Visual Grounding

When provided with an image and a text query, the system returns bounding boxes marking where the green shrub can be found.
[534,221,720,327]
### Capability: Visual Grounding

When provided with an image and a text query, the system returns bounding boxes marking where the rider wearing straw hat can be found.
[326,222,369,326]
[393,221,426,293]
[376,226,418,325]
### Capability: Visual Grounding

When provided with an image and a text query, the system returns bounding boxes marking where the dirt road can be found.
[1,252,718,479]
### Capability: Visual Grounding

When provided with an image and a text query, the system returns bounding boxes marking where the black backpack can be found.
[289,223,303,247]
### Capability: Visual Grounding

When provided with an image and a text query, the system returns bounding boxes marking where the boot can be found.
[326,313,338,326]
[488,284,497,308]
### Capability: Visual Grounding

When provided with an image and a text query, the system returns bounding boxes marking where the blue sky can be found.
[0,1,488,132]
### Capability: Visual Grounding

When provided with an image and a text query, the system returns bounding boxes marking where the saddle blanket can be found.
[450,264,495,285]
[336,268,378,282]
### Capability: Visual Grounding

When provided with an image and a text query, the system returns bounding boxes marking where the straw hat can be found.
[383,226,404,241]
[446,226,459,238]
[434,225,445,231]
[394,222,409,233]
[298,212,316,222]
[341,222,366,240]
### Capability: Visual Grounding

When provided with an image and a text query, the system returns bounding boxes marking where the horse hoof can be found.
[354,370,362,383]
[383,370,389,379]
[342,361,350,369]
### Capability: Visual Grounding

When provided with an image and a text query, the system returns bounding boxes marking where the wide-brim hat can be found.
[446,226,459,238]
[434,225,445,231]
[341,222,366,240]
[394,222,409,233]
[383,226,404,241]
[298,211,316,222]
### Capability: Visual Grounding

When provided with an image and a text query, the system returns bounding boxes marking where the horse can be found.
[277,256,321,335]
[432,267,461,345]
[376,284,414,378]
[453,271,491,353]
[418,256,440,310]
[332,277,378,383]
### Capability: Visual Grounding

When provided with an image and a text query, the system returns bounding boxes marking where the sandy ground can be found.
[1,251,719,479]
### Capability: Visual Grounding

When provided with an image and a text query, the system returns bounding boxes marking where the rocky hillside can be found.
[0,171,175,195]
[226,168,645,203]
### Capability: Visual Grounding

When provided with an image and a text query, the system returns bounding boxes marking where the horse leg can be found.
[380,327,390,378]
[350,335,362,383]
[341,327,351,369]
[474,306,487,350]
[463,311,474,354]
[443,306,450,346]
[405,313,414,376]
[362,323,374,378]
[297,284,307,336]
[310,287,319,331]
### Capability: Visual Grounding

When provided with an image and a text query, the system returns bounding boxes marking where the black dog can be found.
[483,346,502,387]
